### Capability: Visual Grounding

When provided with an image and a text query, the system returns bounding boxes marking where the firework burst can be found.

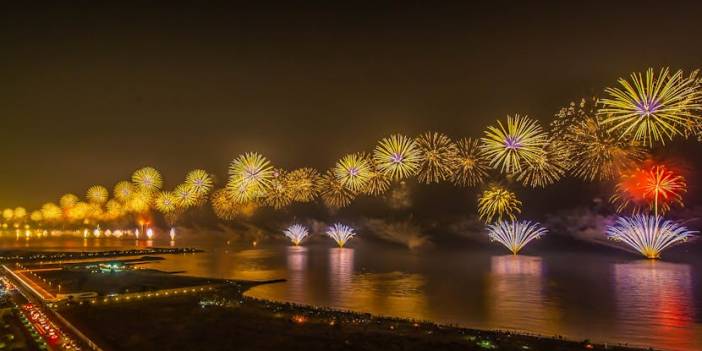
[174,183,198,208]
[606,215,695,259]
[283,224,310,245]
[114,181,135,202]
[227,152,274,203]
[481,115,548,174]
[317,170,356,209]
[41,203,62,221]
[611,163,686,216]
[478,184,522,223]
[373,134,421,180]
[335,153,372,192]
[450,137,490,187]
[286,168,321,202]
[132,167,163,192]
[362,162,391,196]
[416,132,459,183]
[515,139,570,188]
[326,223,356,247]
[30,210,43,222]
[553,98,647,181]
[487,220,547,254]
[60,194,79,209]
[154,191,178,213]
[125,189,152,213]
[599,67,702,146]
[86,185,109,204]
[185,169,214,197]
[264,169,293,209]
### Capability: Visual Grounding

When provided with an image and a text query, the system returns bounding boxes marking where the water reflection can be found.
[286,246,307,298]
[328,248,354,306]
[614,261,701,350]
[487,255,560,334]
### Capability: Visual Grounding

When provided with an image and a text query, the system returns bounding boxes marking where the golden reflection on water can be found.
[486,255,560,335]
[614,260,701,351]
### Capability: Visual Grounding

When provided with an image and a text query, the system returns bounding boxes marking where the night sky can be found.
[2,1,702,210]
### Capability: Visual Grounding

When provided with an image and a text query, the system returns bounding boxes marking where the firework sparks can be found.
[154,191,178,213]
[13,207,26,220]
[41,203,62,221]
[515,139,570,188]
[611,163,686,216]
[599,67,702,146]
[286,168,320,202]
[478,184,522,223]
[553,98,647,181]
[211,189,258,220]
[132,167,163,192]
[363,161,391,196]
[283,224,310,245]
[326,223,356,247]
[487,220,547,254]
[317,170,356,209]
[30,210,43,222]
[114,181,135,202]
[2,208,13,221]
[86,185,109,204]
[174,183,198,208]
[125,189,152,213]
[227,152,274,202]
[450,137,490,187]
[373,134,421,180]
[335,153,372,192]
[59,194,79,210]
[416,132,459,183]
[606,215,695,259]
[481,115,548,174]
[185,169,214,197]
[264,169,293,209]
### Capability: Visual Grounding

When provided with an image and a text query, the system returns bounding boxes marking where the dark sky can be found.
[2,1,702,209]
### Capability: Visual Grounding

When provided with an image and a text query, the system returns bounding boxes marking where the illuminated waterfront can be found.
[4,235,700,350]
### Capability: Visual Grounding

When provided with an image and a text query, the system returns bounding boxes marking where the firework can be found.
[2,209,13,221]
[481,115,548,174]
[283,224,310,245]
[174,183,198,208]
[362,165,391,196]
[326,223,356,247]
[154,191,178,213]
[487,220,547,254]
[373,134,421,180]
[264,169,293,209]
[40,203,62,221]
[450,137,490,187]
[553,98,647,181]
[59,193,79,210]
[125,189,152,213]
[13,207,26,220]
[185,169,214,197]
[114,181,135,202]
[515,139,570,188]
[86,185,109,204]
[478,184,522,223]
[335,153,372,192]
[67,202,90,221]
[415,132,458,183]
[30,210,43,222]
[317,170,356,209]
[286,168,320,202]
[105,200,123,220]
[211,189,258,220]
[606,215,695,259]
[132,167,163,192]
[599,67,702,146]
[611,163,686,216]
[227,152,274,202]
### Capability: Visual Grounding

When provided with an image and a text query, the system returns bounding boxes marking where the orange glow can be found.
[612,162,686,215]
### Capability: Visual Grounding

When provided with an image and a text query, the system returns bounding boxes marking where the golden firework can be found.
[480,115,548,174]
[286,168,320,202]
[185,169,214,197]
[132,166,163,192]
[174,183,198,208]
[317,169,356,209]
[227,152,274,203]
[13,207,26,220]
[40,203,62,221]
[155,191,178,213]
[415,132,459,183]
[264,169,293,209]
[211,189,258,220]
[478,184,522,223]
[515,139,570,188]
[334,153,372,192]
[125,189,152,213]
[86,185,109,204]
[114,181,135,202]
[30,210,43,222]
[599,67,702,146]
[2,208,13,221]
[363,164,391,196]
[373,134,421,180]
[450,137,490,187]
[59,194,79,209]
